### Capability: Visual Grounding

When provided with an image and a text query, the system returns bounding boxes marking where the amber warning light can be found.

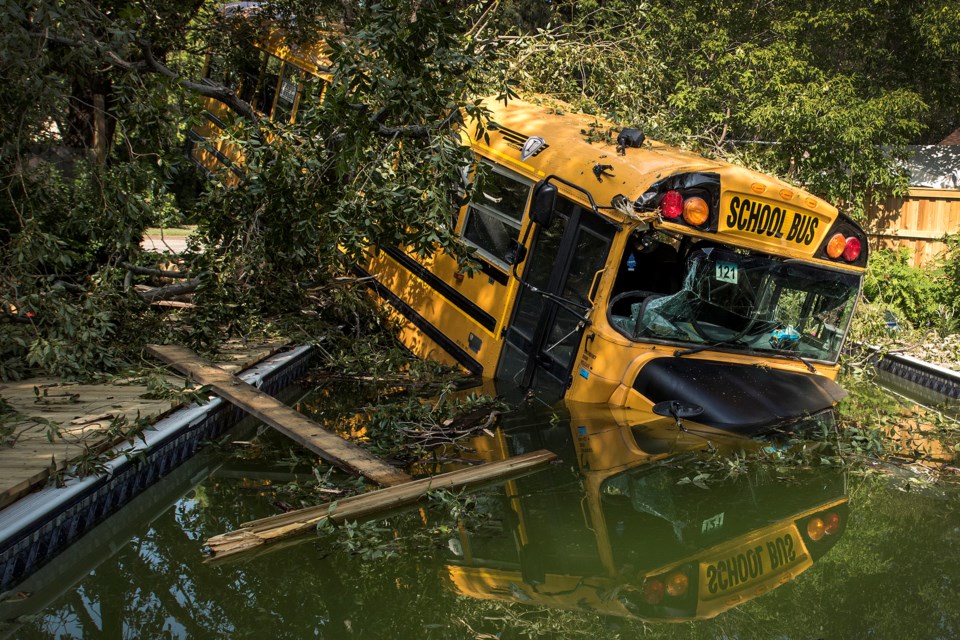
[683,197,710,226]
[805,511,842,542]
[642,568,691,604]
[825,232,861,262]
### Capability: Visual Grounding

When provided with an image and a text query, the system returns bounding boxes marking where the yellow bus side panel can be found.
[190,97,245,184]
[418,252,518,335]
[366,248,513,375]
[384,305,462,370]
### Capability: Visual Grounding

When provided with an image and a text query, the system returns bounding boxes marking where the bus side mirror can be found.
[530,181,557,227]
[508,240,527,266]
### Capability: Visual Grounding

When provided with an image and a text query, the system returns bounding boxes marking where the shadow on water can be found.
[1,377,959,638]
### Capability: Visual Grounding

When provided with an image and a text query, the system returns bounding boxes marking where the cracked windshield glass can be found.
[611,246,860,361]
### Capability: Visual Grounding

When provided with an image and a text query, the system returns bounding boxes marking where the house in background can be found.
[866,129,960,266]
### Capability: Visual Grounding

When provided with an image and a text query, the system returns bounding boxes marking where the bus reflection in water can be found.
[443,403,847,621]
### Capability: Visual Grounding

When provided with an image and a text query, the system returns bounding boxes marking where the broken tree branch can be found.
[345,102,461,138]
[134,37,259,123]
[120,261,193,279]
[137,278,201,303]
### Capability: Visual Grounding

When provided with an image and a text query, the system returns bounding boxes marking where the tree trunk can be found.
[66,75,115,163]
[93,93,109,165]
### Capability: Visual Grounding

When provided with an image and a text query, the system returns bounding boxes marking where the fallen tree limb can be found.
[24,17,260,124]
[203,449,557,562]
[52,280,85,293]
[137,278,201,303]
[135,37,260,123]
[121,261,194,279]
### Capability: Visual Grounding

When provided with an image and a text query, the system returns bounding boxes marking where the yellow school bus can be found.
[187,3,333,183]
[443,403,847,621]
[364,97,867,428]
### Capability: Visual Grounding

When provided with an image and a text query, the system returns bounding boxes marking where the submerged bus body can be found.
[365,98,867,429]
[186,10,866,428]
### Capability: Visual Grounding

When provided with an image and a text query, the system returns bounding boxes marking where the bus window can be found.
[255,54,282,115]
[204,54,233,89]
[608,230,682,318]
[292,75,324,123]
[609,246,860,362]
[236,49,265,106]
[273,63,301,124]
[461,166,531,268]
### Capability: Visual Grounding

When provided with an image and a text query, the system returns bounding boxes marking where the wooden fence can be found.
[865,188,960,267]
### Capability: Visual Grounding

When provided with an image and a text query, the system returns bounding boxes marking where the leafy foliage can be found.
[503,0,943,219]
[937,235,960,321]
[857,236,960,336]
[2,0,959,379]
[1,0,206,377]
[1,0,498,377]
[861,248,946,330]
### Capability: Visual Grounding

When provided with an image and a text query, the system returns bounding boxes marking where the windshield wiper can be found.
[775,351,817,373]
[674,320,755,358]
[675,342,818,373]
[673,340,743,358]
[674,318,778,359]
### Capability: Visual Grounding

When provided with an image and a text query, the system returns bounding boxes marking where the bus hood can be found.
[632,358,847,431]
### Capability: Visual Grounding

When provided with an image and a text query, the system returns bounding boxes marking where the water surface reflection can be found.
[445,402,846,622]
[1,383,956,639]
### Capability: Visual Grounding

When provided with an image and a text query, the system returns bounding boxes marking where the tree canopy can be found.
[1,0,958,378]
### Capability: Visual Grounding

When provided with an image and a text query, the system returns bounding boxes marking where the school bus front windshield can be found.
[608,244,860,363]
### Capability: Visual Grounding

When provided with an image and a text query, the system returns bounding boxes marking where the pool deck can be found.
[0,340,287,510]
[0,340,313,591]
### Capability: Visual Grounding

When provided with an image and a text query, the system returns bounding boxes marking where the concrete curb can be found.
[0,345,313,591]
[858,343,960,400]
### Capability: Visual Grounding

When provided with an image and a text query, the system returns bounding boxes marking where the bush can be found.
[939,235,960,321]
[861,248,948,331]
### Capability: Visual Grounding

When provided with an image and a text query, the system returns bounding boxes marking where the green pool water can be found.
[3,381,959,639]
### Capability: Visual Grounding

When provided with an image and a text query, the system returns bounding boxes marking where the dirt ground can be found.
[141,233,190,254]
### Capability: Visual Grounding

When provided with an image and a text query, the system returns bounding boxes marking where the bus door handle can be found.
[588,268,606,306]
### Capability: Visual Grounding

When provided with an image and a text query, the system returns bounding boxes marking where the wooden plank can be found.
[0,464,65,510]
[145,344,411,487]
[907,187,960,199]
[867,228,946,240]
[936,198,948,239]
[203,449,557,561]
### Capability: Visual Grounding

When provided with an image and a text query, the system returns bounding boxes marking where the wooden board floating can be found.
[145,344,412,487]
[204,449,557,562]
